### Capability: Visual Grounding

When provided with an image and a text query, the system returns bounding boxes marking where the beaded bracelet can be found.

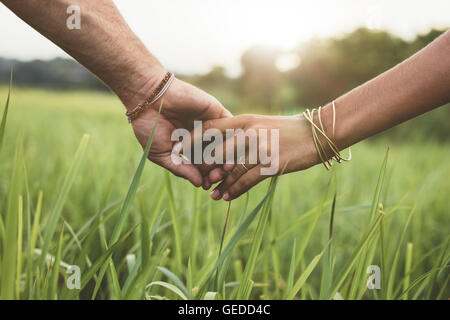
[125,71,174,123]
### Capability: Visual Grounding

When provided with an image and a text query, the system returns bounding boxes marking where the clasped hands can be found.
[131,76,323,201]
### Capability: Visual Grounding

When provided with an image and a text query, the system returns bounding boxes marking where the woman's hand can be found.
[192,114,323,201]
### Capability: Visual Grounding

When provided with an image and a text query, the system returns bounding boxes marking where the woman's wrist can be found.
[295,100,354,171]
[297,106,336,166]
[314,101,355,153]
[277,115,323,172]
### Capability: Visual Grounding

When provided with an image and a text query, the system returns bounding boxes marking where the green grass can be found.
[0,86,449,300]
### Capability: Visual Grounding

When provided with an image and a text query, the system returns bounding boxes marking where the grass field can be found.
[0,86,448,300]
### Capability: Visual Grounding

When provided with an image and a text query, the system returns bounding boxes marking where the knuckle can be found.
[202,120,213,132]
[230,168,241,179]
[237,114,252,123]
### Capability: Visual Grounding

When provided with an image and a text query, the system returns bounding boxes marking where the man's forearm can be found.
[1,0,164,109]
[321,31,450,149]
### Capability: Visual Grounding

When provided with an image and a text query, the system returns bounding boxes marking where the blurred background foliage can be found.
[0,27,448,141]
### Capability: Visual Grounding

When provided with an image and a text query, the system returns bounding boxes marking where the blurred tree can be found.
[288,28,447,108]
[288,28,411,107]
[284,27,449,141]
[0,57,107,91]
[184,66,240,113]
[239,46,282,112]
[195,66,229,88]
[408,28,446,55]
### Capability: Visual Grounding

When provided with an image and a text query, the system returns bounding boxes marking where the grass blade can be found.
[15,196,23,299]
[64,224,138,299]
[386,208,414,299]
[0,66,12,153]
[93,102,163,298]
[286,248,326,300]
[156,266,193,299]
[145,281,188,300]
[121,209,166,296]
[331,212,383,298]
[197,177,278,298]
[403,242,413,300]
[38,134,90,271]
[236,178,277,299]
[165,171,183,273]
[284,239,296,298]
[349,149,389,299]
[48,220,65,299]
[320,175,337,299]
[109,102,163,245]
[0,136,23,299]
[424,235,449,299]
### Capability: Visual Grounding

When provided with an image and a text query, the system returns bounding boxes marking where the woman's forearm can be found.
[321,30,450,150]
[1,0,164,109]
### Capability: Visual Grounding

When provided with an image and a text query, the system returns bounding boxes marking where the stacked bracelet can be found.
[125,71,175,123]
[302,101,351,170]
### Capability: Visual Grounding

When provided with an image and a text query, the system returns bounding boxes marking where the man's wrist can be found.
[113,64,167,112]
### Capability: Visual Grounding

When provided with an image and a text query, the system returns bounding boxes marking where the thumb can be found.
[172,79,232,120]
[198,92,233,120]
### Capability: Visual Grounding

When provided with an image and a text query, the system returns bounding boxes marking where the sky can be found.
[0,0,449,76]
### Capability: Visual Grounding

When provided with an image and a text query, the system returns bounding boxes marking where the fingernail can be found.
[223,192,230,201]
[210,189,221,200]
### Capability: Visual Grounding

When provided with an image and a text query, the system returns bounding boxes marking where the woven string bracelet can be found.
[302,101,351,170]
[126,71,175,123]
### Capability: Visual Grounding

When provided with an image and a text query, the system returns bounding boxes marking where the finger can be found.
[202,115,248,134]
[202,97,233,119]
[196,158,222,178]
[188,116,248,153]
[210,155,256,200]
[165,80,233,123]
[194,124,253,175]
[173,138,227,186]
[201,167,228,191]
[194,140,233,176]
[222,165,267,201]
[222,163,235,172]
[208,167,227,184]
[186,83,233,120]
[153,154,203,187]
[202,175,212,190]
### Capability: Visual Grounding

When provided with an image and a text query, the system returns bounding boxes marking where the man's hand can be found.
[131,77,232,187]
[0,0,232,187]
